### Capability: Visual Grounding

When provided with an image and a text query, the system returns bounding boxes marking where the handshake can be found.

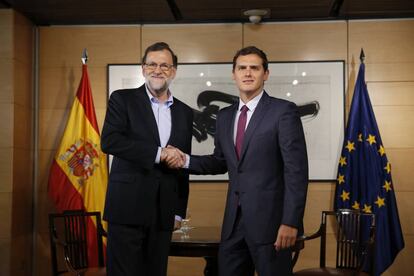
[160,145,187,169]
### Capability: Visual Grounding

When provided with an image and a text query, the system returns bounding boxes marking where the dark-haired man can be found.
[170,46,308,275]
[101,42,193,275]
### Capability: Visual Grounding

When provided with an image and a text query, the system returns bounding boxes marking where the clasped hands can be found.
[160,145,186,169]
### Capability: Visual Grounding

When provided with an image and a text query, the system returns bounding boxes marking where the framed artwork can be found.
[108,61,345,181]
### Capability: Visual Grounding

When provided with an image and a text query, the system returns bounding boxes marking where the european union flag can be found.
[334,62,404,275]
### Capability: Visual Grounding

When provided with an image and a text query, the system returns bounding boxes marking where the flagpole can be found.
[82,48,88,65]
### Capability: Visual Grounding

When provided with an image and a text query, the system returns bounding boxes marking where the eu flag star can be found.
[352,201,360,210]
[366,134,376,145]
[358,133,363,142]
[375,196,386,208]
[345,140,355,153]
[337,174,345,185]
[378,145,385,156]
[340,190,350,201]
[363,204,372,213]
[384,162,391,174]
[339,156,347,167]
[383,180,392,192]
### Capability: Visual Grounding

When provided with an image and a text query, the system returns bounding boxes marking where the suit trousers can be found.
[106,217,172,276]
[218,207,293,276]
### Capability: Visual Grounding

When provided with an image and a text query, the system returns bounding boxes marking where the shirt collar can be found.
[145,84,174,107]
[238,90,264,112]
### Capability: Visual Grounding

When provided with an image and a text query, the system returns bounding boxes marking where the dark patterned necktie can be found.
[235,105,248,160]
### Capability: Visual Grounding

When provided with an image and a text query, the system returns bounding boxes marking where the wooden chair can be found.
[49,210,107,276]
[294,209,376,276]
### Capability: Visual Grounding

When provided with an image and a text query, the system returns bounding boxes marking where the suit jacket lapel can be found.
[226,104,239,166]
[238,92,270,163]
[136,85,161,145]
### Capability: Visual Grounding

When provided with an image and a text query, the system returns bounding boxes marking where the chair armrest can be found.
[52,236,82,276]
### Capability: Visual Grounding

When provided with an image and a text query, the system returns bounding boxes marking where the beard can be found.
[145,76,172,96]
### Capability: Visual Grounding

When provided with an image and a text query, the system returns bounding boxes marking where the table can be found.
[170,226,221,276]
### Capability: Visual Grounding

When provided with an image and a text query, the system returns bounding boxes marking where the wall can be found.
[0,9,34,276]
[34,20,414,275]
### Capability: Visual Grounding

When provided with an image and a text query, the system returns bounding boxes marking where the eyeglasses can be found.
[143,62,174,72]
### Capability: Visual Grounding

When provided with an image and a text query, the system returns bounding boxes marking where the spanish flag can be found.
[48,63,108,266]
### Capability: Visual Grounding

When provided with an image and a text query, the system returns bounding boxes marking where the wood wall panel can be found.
[13,11,32,65]
[348,20,414,82]
[142,24,242,62]
[0,238,11,274]
[387,149,414,192]
[0,59,13,103]
[0,148,13,193]
[373,106,414,148]
[367,82,414,106]
[385,235,414,276]
[0,104,13,148]
[38,109,68,151]
[244,22,348,61]
[395,191,414,235]
[0,10,12,59]
[14,61,32,108]
[14,105,32,149]
[0,193,12,239]
[303,183,335,234]
[39,26,141,67]
[39,66,108,109]
[187,183,227,227]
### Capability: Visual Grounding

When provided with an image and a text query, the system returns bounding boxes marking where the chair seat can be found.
[61,267,106,276]
[294,267,370,276]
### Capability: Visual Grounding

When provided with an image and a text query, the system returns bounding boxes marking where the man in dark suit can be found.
[170,46,308,275]
[101,42,193,276]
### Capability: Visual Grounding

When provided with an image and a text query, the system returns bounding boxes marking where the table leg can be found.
[203,256,218,276]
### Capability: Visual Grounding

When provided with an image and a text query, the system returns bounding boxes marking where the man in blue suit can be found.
[169,46,308,275]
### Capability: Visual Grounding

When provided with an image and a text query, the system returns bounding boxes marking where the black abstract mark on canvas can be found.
[192,90,320,143]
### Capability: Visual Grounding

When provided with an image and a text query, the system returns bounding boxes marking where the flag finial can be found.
[359,48,365,63]
[82,48,88,64]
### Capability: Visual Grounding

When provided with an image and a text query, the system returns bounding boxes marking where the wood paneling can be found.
[244,22,348,61]
[39,66,108,109]
[38,109,69,150]
[0,104,13,148]
[187,183,227,227]
[0,148,13,193]
[0,193,12,239]
[14,60,32,108]
[395,191,414,235]
[39,26,141,67]
[0,10,12,59]
[142,24,242,63]
[0,238,11,274]
[373,106,414,148]
[348,20,414,82]
[13,104,32,149]
[387,149,414,192]
[368,82,414,106]
[0,59,13,103]
[13,11,32,65]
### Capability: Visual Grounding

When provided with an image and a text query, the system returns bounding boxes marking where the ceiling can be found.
[1,0,414,25]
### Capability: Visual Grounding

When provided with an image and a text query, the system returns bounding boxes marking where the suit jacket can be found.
[190,92,308,244]
[101,84,193,231]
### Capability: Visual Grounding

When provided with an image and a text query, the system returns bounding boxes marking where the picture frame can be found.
[108,61,345,181]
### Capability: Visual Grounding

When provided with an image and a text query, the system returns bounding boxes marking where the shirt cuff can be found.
[155,147,162,164]
[184,154,190,168]
[175,215,182,221]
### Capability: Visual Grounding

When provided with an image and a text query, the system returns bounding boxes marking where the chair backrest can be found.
[49,210,105,275]
[319,209,375,272]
